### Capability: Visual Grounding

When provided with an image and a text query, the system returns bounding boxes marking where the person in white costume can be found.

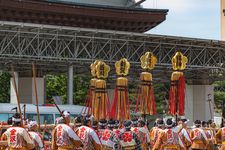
[28,120,44,150]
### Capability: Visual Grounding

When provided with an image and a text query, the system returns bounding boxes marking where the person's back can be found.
[1,113,34,150]
[215,120,225,150]
[76,125,101,150]
[28,120,44,150]
[118,121,141,150]
[190,120,209,150]
[154,118,184,150]
[52,111,82,150]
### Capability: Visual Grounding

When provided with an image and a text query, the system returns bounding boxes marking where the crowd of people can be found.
[0,111,225,150]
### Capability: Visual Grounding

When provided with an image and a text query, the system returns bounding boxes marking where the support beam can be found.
[67,65,73,104]
[10,72,18,104]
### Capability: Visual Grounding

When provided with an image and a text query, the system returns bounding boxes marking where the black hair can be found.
[7,117,12,125]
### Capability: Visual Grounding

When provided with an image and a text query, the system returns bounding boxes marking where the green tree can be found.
[46,74,90,105]
[0,72,11,103]
[213,81,225,113]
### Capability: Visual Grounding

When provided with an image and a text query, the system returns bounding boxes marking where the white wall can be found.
[10,77,45,105]
[185,84,214,123]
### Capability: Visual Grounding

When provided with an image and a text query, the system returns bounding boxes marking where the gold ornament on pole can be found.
[110,58,130,121]
[111,58,130,121]
[135,52,157,115]
[83,60,100,115]
[93,61,110,121]
[169,52,188,116]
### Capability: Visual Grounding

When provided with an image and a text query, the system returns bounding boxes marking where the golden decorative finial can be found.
[140,52,157,70]
[115,58,130,76]
[172,52,188,70]
[90,60,100,77]
[95,61,110,79]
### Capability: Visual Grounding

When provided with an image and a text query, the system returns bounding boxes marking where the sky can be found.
[142,0,220,40]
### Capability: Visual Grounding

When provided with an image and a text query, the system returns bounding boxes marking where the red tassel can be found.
[106,92,111,118]
[150,87,156,115]
[169,75,186,116]
[135,85,141,113]
[169,86,176,115]
[110,87,118,119]
[178,75,185,115]
[125,88,130,119]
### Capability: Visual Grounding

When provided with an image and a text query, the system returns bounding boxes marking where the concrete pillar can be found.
[185,85,214,123]
[10,72,19,104]
[10,77,45,105]
[67,65,73,105]
[221,0,225,40]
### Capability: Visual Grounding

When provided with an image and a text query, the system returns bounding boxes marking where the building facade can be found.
[221,0,225,40]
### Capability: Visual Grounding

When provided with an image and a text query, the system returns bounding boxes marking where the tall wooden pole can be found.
[23,104,26,122]
[11,65,23,126]
[32,63,40,129]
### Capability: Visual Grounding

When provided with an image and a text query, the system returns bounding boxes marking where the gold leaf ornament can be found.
[95,61,110,79]
[172,52,188,70]
[115,58,130,76]
[90,60,100,77]
[140,52,157,70]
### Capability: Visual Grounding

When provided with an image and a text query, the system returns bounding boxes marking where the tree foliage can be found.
[213,81,225,113]
[46,74,90,104]
[0,72,11,103]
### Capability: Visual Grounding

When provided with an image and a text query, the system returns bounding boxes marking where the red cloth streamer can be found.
[178,75,185,115]
[169,75,186,115]
[110,87,118,119]
[83,89,92,115]
[150,87,156,115]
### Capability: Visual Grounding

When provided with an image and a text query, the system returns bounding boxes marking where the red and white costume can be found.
[75,125,101,150]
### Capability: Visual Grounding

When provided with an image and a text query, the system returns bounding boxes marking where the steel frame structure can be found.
[0,21,225,84]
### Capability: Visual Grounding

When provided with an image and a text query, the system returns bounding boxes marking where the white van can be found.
[0,103,86,124]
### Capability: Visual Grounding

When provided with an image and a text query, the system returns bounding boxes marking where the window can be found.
[26,114,54,124]
[0,114,10,122]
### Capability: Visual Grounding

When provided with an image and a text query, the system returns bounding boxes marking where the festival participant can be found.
[131,118,138,128]
[1,113,35,150]
[190,120,209,150]
[202,121,214,150]
[137,119,151,150]
[75,117,101,150]
[114,120,120,130]
[100,119,120,149]
[150,118,164,149]
[178,118,192,150]
[51,111,82,150]
[131,117,139,137]
[84,115,92,127]
[215,119,225,150]
[98,119,107,138]
[118,120,142,150]
[113,120,121,139]
[28,120,44,150]
[154,118,185,150]
[92,120,98,133]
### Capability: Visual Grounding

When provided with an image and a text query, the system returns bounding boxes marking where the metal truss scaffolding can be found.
[0,21,225,84]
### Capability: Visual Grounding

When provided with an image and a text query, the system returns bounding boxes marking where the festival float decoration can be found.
[169,52,188,116]
[111,58,130,121]
[83,60,99,116]
[93,61,111,121]
[135,52,157,116]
